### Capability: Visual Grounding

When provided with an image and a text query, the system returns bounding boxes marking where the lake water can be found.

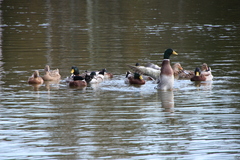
[0,0,240,159]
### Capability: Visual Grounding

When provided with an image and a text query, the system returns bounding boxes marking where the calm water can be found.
[0,0,240,159]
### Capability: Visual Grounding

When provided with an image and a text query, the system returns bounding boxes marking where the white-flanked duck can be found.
[85,71,104,84]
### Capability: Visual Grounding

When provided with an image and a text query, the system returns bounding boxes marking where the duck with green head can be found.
[190,67,213,81]
[125,71,145,85]
[157,48,178,90]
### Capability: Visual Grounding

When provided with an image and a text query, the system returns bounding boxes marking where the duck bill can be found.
[172,51,178,55]
[139,75,143,80]
[71,69,74,74]
[196,72,200,76]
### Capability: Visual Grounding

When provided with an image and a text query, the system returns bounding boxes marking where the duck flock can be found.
[28,48,213,91]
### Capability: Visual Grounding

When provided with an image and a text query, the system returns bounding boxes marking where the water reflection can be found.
[158,90,174,112]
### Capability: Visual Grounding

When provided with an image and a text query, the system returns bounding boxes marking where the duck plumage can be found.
[28,70,44,84]
[125,71,145,85]
[191,64,213,81]
[42,65,61,81]
[69,76,87,87]
[157,48,178,90]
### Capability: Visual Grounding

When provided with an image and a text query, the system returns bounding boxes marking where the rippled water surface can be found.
[0,0,240,159]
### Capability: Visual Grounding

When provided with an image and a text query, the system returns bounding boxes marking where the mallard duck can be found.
[42,65,61,81]
[65,66,85,82]
[124,71,145,85]
[69,76,87,87]
[157,48,178,90]
[28,70,44,84]
[190,67,213,81]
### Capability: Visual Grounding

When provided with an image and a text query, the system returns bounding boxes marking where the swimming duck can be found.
[28,70,44,84]
[85,71,104,84]
[42,65,61,81]
[100,68,113,79]
[190,67,213,81]
[172,63,195,79]
[125,71,145,85]
[157,48,178,90]
[65,66,85,82]
[69,76,87,87]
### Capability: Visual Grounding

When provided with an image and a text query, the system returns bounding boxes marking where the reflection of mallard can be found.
[28,70,44,84]
[42,65,61,81]
[190,67,213,81]
[158,91,174,112]
[124,71,145,85]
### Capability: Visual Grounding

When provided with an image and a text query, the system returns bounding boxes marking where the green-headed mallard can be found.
[191,66,213,81]
[124,71,145,85]
[157,48,178,90]
[42,65,61,81]
[28,70,44,84]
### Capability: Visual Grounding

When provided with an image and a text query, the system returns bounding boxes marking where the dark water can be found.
[0,0,240,159]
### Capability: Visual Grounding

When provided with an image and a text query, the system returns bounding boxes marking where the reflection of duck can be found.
[42,65,61,81]
[28,70,44,84]
[157,48,178,90]
[44,80,60,90]
[124,71,145,85]
[158,90,174,112]
[190,67,213,81]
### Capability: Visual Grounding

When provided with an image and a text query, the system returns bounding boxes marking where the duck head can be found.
[84,71,96,83]
[194,67,201,76]
[44,65,50,72]
[99,68,106,75]
[201,63,210,71]
[134,72,143,80]
[164,48,178,59]
[71,66,80,75]
[33,70,40,78]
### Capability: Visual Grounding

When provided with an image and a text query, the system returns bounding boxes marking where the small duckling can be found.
[28,70,44,84]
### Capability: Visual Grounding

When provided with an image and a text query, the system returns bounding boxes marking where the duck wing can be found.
[127,65,160,80]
